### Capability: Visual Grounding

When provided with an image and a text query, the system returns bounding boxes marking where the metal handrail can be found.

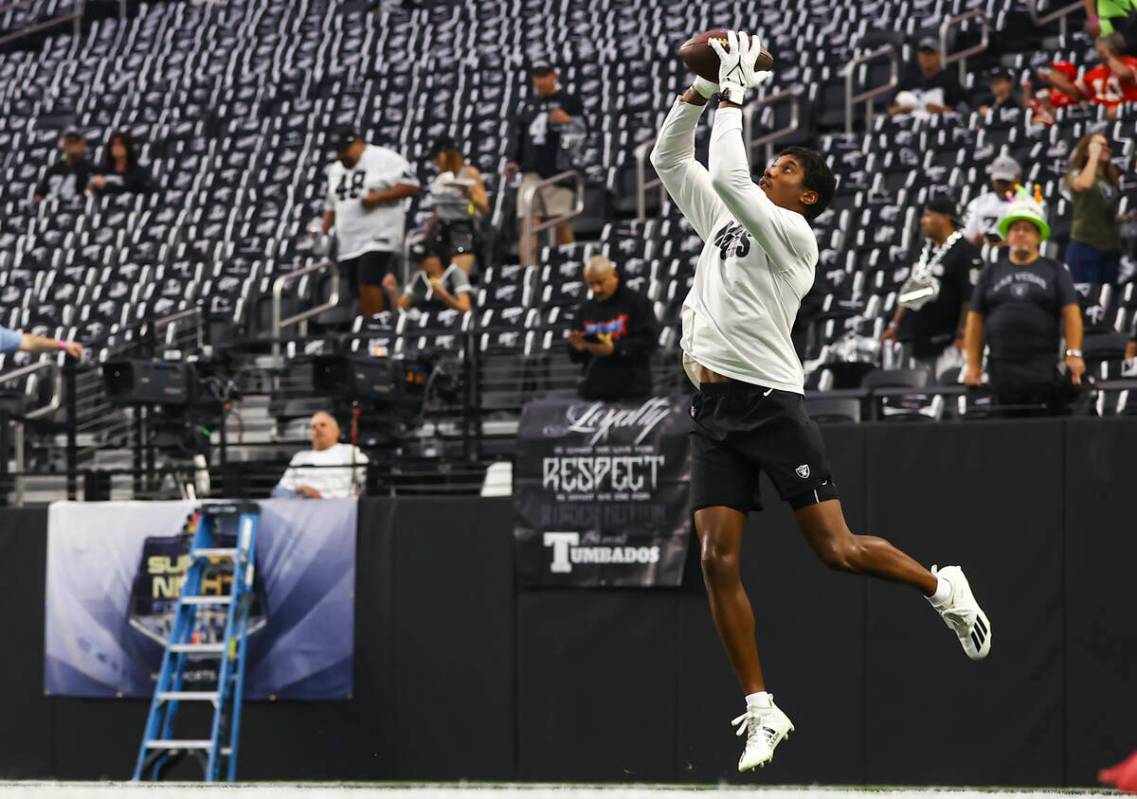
[940,10,989,83]
[152,306,205,352]
[518,169,586,268]
[0,361,63,507]
[743,89,802,169]
[844,44,900,133]
[0,0,85,47]
[0,361,63,420]
[633,141,666,223]
[271,260,340,357]
[1026,0,1084,38]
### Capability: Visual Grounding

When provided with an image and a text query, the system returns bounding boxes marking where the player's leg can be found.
[690,387,794,772]
[793,499,936,592]
[767,392,991,659]
[694,504,766,695]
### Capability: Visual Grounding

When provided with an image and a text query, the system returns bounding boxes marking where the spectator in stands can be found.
[34,131,91,202]
[0,325,81,358]
[426,136,489,276]
[316,124,420,317]
[1066,132,1126,286]
[1040,35,1137,120]
[889,37,966,117]
[567,255,657,401]
[964,191,1084,414]
[974,68,1026,116]
[88,131,154,195]
[504,61,587,265]
[272,411,367,499]
[1024,62,1080,127]
[882,198,982,380]
[382,237,472,313]
[962,155,1021,246]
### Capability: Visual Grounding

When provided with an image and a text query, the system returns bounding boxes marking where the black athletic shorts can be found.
[437,219,476,257]
[689,380,839,513]
[339,250,395,289]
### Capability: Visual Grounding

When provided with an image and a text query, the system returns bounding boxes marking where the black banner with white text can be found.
[514,396,692,587]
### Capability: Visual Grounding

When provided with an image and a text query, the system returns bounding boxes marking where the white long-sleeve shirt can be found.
[650,99,818,394]
[276,443,368,499]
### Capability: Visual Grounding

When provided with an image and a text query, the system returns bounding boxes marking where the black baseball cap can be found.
[989,67,1014,82]
[924,196,962,225]
[328,124,359,153]
[917,36,940,52]
[530,59,555,76]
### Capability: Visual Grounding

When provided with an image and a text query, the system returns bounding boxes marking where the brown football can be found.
[678,29,774,83]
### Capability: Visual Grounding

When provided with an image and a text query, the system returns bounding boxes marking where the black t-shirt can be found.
[568,283,658,400]
[971,256,1079,361]
[897,66,966,109]
[900,237,983,357]
[35,158,92,200]
[512,90,585,178]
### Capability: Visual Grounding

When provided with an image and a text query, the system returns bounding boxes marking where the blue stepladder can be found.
[133,501,260,782]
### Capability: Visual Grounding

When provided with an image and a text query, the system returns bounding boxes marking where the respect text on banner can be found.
[515,396,692,587]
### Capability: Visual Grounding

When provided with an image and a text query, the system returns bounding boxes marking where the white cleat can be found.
[930,565,992,660]
[731,696,794,772]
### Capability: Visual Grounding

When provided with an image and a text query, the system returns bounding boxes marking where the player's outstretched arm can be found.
[708,106,803,267]
[648,83,725,243]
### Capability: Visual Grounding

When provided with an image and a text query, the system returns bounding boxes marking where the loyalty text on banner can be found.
[44,498,355,700]
[515,396,692,587]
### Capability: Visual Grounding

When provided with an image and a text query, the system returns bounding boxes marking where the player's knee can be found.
[699,544,739,585]
[816,537,861,573]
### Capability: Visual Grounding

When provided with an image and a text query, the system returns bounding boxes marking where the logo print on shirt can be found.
[795,464,811,479]
[712,222,751,262]
[583,314,629,340]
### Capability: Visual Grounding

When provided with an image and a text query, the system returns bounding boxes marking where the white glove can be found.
[709,30,773,105]
[692,76,719,100]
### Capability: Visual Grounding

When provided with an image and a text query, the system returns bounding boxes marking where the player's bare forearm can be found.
[320,209,335,235]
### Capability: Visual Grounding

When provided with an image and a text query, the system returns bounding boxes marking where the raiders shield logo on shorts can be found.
[795,464,811,479]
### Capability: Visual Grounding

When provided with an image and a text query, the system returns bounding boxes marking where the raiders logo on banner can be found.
[514,396,693,587]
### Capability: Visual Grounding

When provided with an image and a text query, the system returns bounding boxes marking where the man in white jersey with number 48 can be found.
[319,125,420,317]
[650,31,993,773]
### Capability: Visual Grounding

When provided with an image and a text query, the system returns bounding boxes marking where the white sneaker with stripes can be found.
[732,695,794,772]
[930,565,992,660]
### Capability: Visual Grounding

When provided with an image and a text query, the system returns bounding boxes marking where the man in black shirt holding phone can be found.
[567,255,657,400]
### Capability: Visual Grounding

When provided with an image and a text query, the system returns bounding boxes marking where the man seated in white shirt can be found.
[272,411,368,499]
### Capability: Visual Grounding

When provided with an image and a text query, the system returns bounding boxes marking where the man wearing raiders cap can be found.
[883,197,983,380]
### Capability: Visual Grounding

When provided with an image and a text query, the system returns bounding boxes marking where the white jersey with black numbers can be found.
[962,190,1012,242]
[326,144,419,260]
[650,100,818,394]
